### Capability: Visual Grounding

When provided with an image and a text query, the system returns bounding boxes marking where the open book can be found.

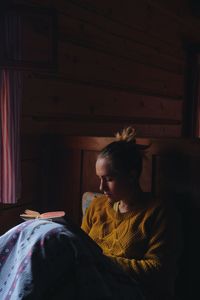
[20,209,65,221]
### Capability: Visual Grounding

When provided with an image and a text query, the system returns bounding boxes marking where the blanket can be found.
[0,218,145,300]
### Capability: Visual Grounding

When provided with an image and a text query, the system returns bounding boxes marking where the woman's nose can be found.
[99,179,103,192]
[99,179,106,192]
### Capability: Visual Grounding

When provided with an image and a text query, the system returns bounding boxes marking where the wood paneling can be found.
[21,116,182,137]
[55,0,185,54]
[21,13,53,63]
[82,150,99,193]
[16,0,200,138]
[21,160,41,203]
[40,138,82,223]
[58,11,184,74]
[58,43,184,98]
[23,75,182,119]
[21,134,42,159]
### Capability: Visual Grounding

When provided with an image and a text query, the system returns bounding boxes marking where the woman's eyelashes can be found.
[97,175,114,182]
[104,176,113,182]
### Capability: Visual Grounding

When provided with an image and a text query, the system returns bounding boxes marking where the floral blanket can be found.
[0,218,144,300]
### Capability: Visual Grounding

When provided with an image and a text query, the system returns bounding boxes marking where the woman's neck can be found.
[118,187,143,213]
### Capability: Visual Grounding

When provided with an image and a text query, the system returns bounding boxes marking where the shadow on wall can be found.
[154,149,200,300]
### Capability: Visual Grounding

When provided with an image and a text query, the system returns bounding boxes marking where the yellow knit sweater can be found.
[81,195,182,299]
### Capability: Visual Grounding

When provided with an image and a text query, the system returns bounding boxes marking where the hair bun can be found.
[115,126,136,143]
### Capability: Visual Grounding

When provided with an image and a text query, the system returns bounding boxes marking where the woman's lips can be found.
[104,192,112,197]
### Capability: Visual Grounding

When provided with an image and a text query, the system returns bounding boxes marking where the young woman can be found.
[81,127,182,300]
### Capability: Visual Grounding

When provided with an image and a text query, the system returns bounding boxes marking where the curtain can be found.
[0,13,22,203]
[0,70,22,203]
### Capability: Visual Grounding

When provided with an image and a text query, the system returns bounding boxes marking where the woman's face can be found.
[95,157,132,203]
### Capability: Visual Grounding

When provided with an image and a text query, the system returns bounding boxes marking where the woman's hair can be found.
[98,127,146,179]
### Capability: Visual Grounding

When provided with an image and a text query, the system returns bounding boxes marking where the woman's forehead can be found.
[96,157,112,174]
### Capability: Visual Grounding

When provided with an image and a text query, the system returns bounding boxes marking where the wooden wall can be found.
[1,0,200,233]
[14,0,200,137]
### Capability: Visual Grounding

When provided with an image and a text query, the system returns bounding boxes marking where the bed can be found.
[0,216,145,300]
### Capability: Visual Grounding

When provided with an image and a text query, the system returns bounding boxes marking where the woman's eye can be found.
[105,177,113,182]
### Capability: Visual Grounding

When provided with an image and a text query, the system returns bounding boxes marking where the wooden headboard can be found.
[41,135,200,223]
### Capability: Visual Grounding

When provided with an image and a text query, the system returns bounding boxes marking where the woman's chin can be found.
[104,193,113,201]
[106,195,118,203]
[104,193,119,203]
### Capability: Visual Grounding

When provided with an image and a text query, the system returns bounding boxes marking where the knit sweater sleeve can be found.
[81,196,99,234]
[105,204,182,284]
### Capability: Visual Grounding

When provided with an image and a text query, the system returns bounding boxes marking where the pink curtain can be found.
[0,70,22,203]
[0,13,22,203]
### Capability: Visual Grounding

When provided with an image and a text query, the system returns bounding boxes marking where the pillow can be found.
[82,192,102,216]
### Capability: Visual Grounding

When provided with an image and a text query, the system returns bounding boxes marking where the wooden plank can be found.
[40,144,82,224]
[54,0,185,58]
[82,150,99,193]
[14,0,196,64]
[21,116,51,134]
[21,116,182,137]
[20,159,42,205]
[149,0,188,15]
[58,149,82,223]
[21,14,52,63]
[58,42,184,98]
[23,75,183,120]
[21,134,42,160]
[59,136,200,157]
[63,136,151,151]
[58,13,184,74]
